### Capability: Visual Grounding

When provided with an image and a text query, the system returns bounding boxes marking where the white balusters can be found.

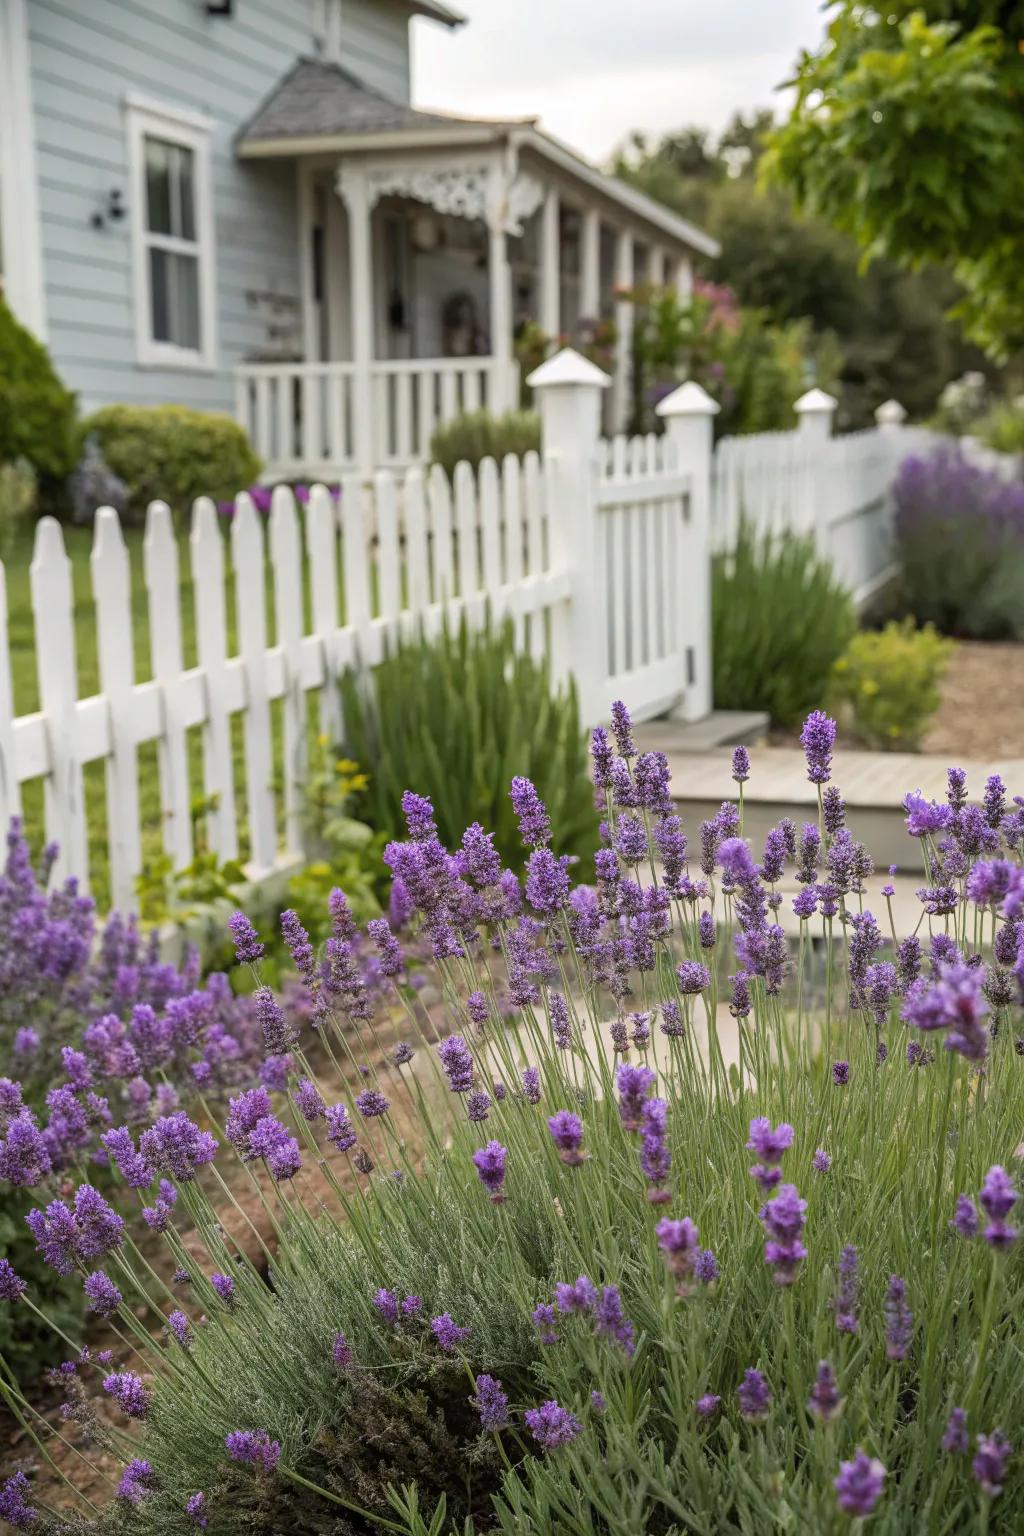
[144,501,192,871]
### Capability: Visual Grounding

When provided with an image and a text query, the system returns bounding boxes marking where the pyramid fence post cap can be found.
[875,399,908,425]
[794,387,838,414]
[525,347,612,390]
[655,380,721,418]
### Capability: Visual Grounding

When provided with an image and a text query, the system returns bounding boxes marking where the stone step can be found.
[634,710,769,754]
[634,741,1024,873]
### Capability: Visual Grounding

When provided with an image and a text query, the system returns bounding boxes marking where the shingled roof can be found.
[238,58,513,147]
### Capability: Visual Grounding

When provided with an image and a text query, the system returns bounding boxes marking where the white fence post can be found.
[656,381,719,722]
[875,399,908,435]
[527,348,611,726]
[795,387,837,553]
[794,387,837,442]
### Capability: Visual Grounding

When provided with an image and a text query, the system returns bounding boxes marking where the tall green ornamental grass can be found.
[712,521,856,726]
[339,614,599,872]
[3,705,1024,1533]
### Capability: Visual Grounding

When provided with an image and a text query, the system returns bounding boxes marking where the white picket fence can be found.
[7,352,999,912]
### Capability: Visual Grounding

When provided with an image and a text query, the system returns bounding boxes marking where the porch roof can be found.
[236,60,719,259]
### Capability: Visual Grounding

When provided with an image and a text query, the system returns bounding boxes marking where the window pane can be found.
[145,138,172,235]
[144,136,196,240]
[177,147,195,242]
[149,247,200,351]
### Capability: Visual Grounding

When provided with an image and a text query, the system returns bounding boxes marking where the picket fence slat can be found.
[190,497,238,864]
[428,462,453,606]
[31,518,89,885]
[269,486,307,857]
[306,485,342,743]
[0,564,20,830]
[232,494,277,874]
[143,501,193,871]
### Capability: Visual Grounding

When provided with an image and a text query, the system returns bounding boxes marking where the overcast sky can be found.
[413,0,826,165]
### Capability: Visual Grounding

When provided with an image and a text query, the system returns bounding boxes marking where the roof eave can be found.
[237,124,508,158]
[408,0,466,25]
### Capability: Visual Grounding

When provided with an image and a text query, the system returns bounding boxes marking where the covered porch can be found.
[234,60,717,479]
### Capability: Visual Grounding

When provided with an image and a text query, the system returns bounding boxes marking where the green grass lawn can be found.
[6,516,317,913]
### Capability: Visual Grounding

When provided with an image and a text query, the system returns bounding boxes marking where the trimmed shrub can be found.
[829,619,953,750]
[82,404,261,519]
[0,458,37,559]
[893,445,1024,638]
[430,408,540,482]
[339,614,599,871]
[712,520,856,726]
[0,296,79,496]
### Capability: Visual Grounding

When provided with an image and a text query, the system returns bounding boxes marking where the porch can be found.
[233,59,716,480]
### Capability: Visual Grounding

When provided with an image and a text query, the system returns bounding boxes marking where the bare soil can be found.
[921,641,1024,760]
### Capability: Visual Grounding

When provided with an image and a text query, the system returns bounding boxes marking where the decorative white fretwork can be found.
[365,165,492,222]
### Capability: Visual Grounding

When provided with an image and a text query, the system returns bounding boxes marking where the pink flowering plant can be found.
[2,704,1024,1531]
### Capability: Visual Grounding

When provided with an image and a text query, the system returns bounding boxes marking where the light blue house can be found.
[0,0,716,476]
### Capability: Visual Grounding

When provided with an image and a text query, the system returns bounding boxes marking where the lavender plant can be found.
[3,710,1024,1533]
[0,820,264,1371]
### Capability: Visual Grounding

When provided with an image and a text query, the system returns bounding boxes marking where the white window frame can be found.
[0,0,47,339]
[125,92,217,371]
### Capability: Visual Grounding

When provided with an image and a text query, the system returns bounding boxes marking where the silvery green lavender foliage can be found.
[3,708,1024,1533]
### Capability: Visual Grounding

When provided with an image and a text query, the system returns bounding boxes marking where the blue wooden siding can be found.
[26,0,414,412]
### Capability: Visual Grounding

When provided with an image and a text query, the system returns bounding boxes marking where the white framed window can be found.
[125,94,216,370]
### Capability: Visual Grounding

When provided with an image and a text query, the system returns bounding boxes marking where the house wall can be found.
[24,0,415,414]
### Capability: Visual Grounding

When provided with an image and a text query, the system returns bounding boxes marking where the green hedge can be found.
[83,403,261,518]
[430,408,540,482]
[0,296,79,497]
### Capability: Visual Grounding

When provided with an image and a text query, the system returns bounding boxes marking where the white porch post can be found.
[580,205,601,319]
[487,161,514,413]
[673,254,694,303]
[612,228,634,433]
[648,246,667,289]
[336,164,375,478]
[539,185,561,342]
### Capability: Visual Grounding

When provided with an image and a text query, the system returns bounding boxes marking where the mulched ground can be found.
[921,641,1024,760]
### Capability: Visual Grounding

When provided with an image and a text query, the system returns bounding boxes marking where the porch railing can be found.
[235,357,509,482]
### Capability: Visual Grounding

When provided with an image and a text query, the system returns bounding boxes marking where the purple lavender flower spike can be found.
[103,1370,150,1420]
[229,910,264,964]
[808,1361,843,1422]
[813,1148,831,1174]
[431,1312,471,1351]
[83,1270,122,1318]
[834,1450,885,1515]
[676,960,711,994]
[731,745,750,784]
[0,1259,26,1303]
[532,1302,559,1345]
[696,1392,721,1418]
[438,1035,475,1093]
[737,1368,772,1423]
[942,1408,968,1455]
[979,1165,1018,1248]
[951,1194,979,1238]
[524,1399,583,1450]
[801,711,836,785]
[760,1184,807,1286]
[211,1273,235,1306]
[594,1285,635,1355]
[325,1103,357,1152]
[187,1491,209,1528]
[473,1140,507,1202]
[225,1430,281,1474]
[832,1061,850,1086]
[972,1430,1012,1498]
[616,1063,656,1131]
[833,1246,859,1334]
[509,777,551,848]
[355,1088,389,1119]
[553,1276,597,1312]
[473,1374,510,1431]
[610,700,635,759]
[548,1110,586,1165]
[884,1275,913,1360]
[0,1471,37,1530]
[117,1458,157,1508]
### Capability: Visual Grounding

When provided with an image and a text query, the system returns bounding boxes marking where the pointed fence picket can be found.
[4,450,579,907]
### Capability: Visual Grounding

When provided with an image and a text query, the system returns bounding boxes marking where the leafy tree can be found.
[766,5,1024,357]
[614,112,996,424]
